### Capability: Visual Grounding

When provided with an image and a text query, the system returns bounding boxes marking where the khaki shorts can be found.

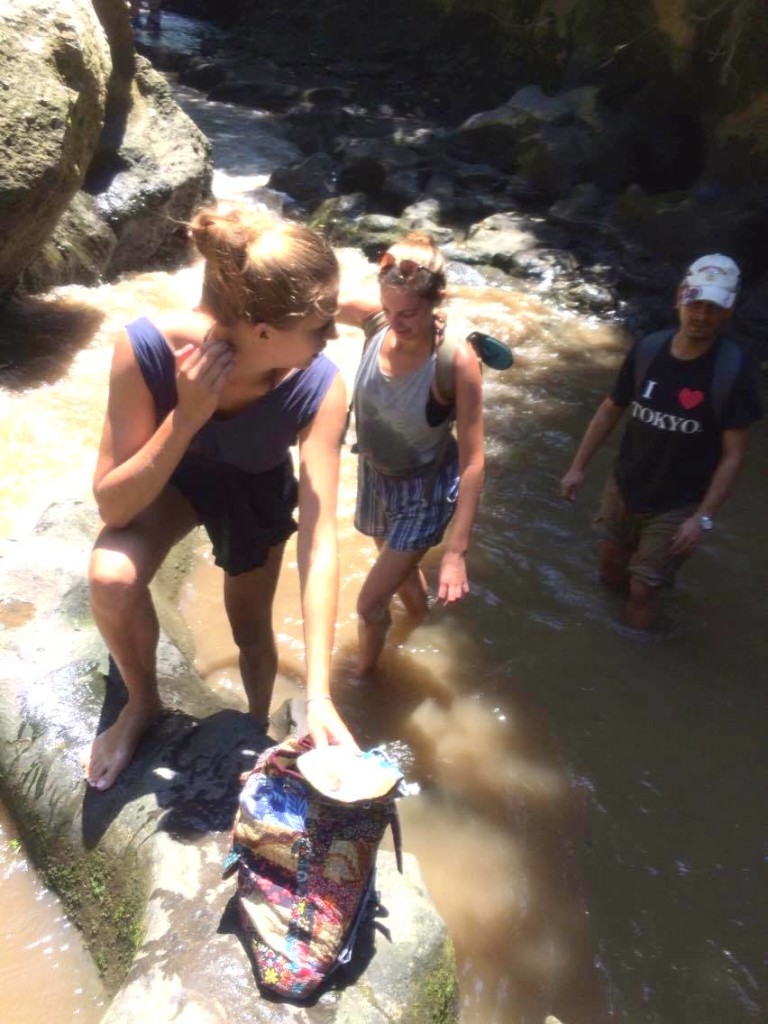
[593,477,698,588]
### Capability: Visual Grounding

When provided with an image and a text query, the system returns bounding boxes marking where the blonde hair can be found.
[189,205,339,327]
[378,231,446,302]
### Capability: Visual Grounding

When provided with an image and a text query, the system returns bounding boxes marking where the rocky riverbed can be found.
[134,2,768,349]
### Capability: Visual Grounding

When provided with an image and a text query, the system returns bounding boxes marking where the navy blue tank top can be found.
[125,317,339,475]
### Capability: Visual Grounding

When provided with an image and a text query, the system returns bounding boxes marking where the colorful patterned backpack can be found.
[224,736,404,999]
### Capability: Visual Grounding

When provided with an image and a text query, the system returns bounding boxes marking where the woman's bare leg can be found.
[357,544,428,673]
[374,537,429,617]
[86,487,198,790]
[223,543,285,724]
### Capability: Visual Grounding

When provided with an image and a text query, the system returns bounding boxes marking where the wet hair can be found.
[377,231,447,303]
[189,205,339,328]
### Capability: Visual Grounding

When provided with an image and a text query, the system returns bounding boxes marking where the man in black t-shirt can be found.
[561,254,762,629]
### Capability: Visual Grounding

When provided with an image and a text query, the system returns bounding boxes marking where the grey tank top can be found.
[353,323,453,474]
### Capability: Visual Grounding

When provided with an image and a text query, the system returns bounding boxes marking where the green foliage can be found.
[410,936,459,1023]
[15,816,147,993]
[89,869,106,903]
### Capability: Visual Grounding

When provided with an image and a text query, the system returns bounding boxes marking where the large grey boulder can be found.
[451,84,634,199]
[268,152,335,205]
[2,0,212,297]
[208,77,302,111]
[451,86,601,164]
[20,189,117,291]
[0,0,112,295]
[91,0,136,130]
[0,501,458,1024]
[441,211,538,270]
[88,0,212,276]
[92,56,212,277]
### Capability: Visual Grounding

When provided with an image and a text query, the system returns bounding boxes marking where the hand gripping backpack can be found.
[224,736,404,999]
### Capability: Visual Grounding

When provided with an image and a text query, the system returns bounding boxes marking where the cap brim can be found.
[680,284,735,309]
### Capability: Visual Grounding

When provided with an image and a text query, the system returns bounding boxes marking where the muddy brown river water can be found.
[1,264,766,1024]
[1,16,766,1019]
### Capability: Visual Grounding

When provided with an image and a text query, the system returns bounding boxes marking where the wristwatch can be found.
[697,514,714,532]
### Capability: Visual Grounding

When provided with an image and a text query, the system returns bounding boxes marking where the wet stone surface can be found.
[0,500,458,1024]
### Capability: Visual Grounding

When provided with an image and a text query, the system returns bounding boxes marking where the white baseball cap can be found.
[680,254,741,309]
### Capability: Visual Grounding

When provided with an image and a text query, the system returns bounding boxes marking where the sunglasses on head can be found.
[378,252,431,275]
[378,252,440,291]
[467,331,514,371]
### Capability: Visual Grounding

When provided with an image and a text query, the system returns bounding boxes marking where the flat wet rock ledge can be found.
[0,501,457,1024]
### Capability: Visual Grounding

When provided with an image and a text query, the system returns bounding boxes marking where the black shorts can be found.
[171,453,298,576]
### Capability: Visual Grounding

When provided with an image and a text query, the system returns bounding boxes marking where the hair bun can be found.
[190,208,255,262]
[189,202,339,328]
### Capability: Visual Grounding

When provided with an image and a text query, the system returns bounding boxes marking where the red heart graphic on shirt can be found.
[679,388,705,410]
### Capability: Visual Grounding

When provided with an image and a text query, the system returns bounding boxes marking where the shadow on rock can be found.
[0,294,104,389]
[82,659,272,849]
[0,500,458,1023]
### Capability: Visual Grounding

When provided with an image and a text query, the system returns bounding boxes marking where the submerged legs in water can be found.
[597,539,631,590]
[624,576,658,631]
[357,542,429,673]
[395,563,430,617]
[597,539,660,629]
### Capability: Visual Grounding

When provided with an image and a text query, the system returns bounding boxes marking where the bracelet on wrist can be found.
[306,696,332,704]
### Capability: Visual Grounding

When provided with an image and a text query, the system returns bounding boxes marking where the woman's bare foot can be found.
[85,698,162,791]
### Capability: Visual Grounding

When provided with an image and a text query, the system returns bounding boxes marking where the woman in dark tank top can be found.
[85,204,356,792]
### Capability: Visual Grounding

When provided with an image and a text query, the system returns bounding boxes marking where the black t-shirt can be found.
[610,333,762,513]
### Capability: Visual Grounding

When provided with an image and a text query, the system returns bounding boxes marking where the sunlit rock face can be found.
[0,0,111,296]
[88,55,212,278]
[0,500,458,1024]
[1,0,212,299]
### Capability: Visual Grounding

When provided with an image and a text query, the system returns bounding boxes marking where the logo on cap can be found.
[696,265,730,282]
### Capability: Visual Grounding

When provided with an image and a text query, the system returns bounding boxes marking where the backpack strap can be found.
[434,320,505,407]
[357,308,456,405]
[362,309,389,347]
[633,328,675,395]
[710,336,743,423]
[633,328,742,424]
[433,327,459,407]
[347,309,455,445]
[343,309,389,445]
[390,803,403,873]
[420,313,455,500]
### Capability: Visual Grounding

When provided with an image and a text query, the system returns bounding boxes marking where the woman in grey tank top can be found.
[85,206,357,791]
[338,232,485,673]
